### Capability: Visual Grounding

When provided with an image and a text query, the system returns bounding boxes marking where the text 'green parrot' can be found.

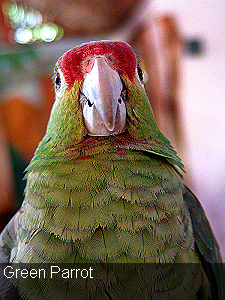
[0,41,224,300]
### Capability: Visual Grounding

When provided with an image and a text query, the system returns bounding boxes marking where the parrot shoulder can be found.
[183,185,225,299]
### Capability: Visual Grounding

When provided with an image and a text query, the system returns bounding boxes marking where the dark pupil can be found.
[55,73,61,89]
[137,67,143,82]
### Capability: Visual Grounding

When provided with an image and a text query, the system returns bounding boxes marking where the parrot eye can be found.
[54,70,61,90]
[137,66,144,83]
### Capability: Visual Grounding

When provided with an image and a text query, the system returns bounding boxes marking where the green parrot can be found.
[0,41,224,300]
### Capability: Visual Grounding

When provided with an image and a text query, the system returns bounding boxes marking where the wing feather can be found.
[183,185,225,299]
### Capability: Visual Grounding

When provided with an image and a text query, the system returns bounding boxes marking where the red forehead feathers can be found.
[57,41,137,88]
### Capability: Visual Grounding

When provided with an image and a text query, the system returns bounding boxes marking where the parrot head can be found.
[31,40,183,171]
[53,40,146,137]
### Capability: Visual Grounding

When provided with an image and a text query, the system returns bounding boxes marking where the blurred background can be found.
[0,0,224,260]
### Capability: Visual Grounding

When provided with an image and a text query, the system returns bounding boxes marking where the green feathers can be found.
[27,75,183,175]
[34,80,86,158]
[23,149,191,264]
[21,72,188,264]
[1,41,223,300]
[123,76,183,170]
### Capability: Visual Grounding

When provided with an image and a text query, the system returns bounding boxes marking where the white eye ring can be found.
[142,69,148,83]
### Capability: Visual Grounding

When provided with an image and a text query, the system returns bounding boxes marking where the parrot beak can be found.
[81,56,127,136]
